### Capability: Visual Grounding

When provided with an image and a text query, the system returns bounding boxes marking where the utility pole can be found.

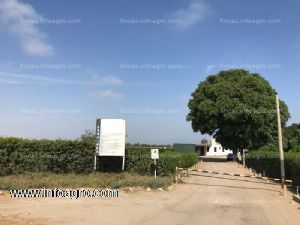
[276,95,286,195]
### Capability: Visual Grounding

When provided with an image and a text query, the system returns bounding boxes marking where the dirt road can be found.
[1,158,299,225]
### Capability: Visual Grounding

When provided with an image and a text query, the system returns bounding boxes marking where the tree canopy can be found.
[284,123,300,151]
[186,69,290,152]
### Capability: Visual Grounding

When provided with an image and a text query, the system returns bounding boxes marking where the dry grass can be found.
[0,172,173,190]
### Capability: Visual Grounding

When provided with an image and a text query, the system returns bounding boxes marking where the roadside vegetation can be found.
[245,123,300,185]
[0,135,197,176]
[0,132,197,189]
[0,172,173,190]
[245,151,300,186]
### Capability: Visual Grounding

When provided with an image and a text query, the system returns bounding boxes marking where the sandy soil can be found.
[1,158,299,225]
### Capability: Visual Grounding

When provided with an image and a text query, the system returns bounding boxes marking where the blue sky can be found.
[0,0,299,144]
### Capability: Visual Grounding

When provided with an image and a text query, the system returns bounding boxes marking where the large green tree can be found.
[186,69,290,152]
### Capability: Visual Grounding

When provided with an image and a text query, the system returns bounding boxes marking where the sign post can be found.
[94,155,97,171]
[151,149,159,179]
[122,155,125,171]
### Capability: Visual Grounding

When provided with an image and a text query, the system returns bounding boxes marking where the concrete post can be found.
[276,95,286,196]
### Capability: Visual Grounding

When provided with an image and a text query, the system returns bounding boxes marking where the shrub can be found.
[245,150,300,186]
[0,137,95,175]
[126,148,197,176]
[0,137,198,176]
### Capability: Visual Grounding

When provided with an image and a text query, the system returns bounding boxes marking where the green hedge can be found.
[0,137,197,176]
[245,150,300,185]
[0,137,94,175]
[126,148,198,176]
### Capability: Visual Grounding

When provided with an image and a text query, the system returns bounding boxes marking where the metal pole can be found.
[154,159,157,179]
[276,95,286,194]
[122,156,125,171]
[94,155,97,171]
[243,149,245,168]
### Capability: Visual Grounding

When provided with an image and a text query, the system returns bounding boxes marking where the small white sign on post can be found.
[151,149,159,178]
[151,149,159,160]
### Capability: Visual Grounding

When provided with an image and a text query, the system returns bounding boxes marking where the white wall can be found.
[205,139,233,156]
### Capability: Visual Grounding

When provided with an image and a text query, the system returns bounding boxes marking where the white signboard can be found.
[151,149,159,159]
[96,119,126,156]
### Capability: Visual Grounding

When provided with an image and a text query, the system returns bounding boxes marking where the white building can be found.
[196,138,233,156]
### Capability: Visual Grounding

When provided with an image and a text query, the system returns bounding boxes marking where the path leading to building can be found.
[1,157,299,225]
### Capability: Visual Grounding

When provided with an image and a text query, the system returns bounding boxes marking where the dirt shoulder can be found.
[1,159,299,225]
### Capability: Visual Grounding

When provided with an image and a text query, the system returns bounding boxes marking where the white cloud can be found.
[0,0,53,56]
[0,77,23,84]
[172,0,210,30]
[0,71,125,86]
[89,90,124,101]
[0,71,82,84]
[92,75,123,85]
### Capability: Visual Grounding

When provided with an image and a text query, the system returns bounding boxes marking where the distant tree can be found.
[186,69,290,152]
[284,123,300,140]
[79,130,96,144]
[283,123,300,151]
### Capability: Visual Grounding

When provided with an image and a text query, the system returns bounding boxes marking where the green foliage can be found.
[283,123,300,151]
[0,172,173,190]
[187,69,290,152]
[126,148,198,176]
[145,179,170,189]
[258,123,300,152]
[246,150,300,185]
[284,123,300,139]
[0,135,197,176]
[0,137,94,175]
[79,130,96,144]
